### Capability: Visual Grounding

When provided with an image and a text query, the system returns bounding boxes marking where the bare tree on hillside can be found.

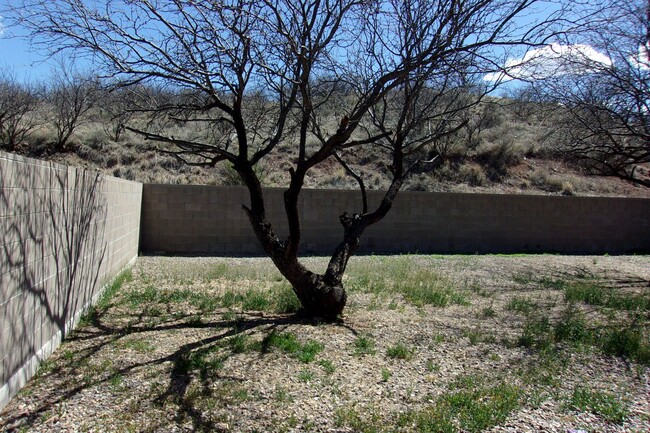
[524,0,650,187]
[0,73,39,151]
[47,64,100,152]
[7,0,573,318]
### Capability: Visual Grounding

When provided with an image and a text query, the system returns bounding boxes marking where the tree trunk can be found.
[293,275,347,320]
[269,254,347,320]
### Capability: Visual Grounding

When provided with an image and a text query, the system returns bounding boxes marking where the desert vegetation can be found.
[1,71,647,198]
[1,255,648,432]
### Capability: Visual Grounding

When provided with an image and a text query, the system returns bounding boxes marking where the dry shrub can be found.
[475,142,523,181]
[529,169,574,195]
[457,163,488,187]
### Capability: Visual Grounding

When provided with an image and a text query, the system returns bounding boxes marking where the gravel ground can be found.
[1,254,649,433]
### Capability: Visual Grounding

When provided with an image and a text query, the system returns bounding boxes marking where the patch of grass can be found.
[538,276,567,290]
[512,272,534,285]
[115,337,156,353]
[425,360,440,372]
[261,331,323,363]
[518,307,649,365]
[274,386,293,403]
[62,350,75,361]
[565,280,607,306]
[480,306,497,318]
[228,334,251,354]
[241,289,271,311]
[270,282,302,314]
[176,344,225,378]
[33,359,56,381]
[123,285,160,308]
[397,407,455,433]
[400,281,469,308]
[386,342,415,361]
[400,377,522,433]
[442,383,522,432]
[518,348,567,387]
[553,306,592,345]
[518,315,552,350]
[348,260,467,308]
[220,285,301,314]
[99,269,133,309]
[506,297,538,314]
[381,368,391,382]
[353,335,376,357]
[80,268,134,326]
[318,359,336,375]
[201,262,229,281]
[108,372,125,391]
[463,329,497,345]
[601,326,650,365]
[565,387,628,424]
[123,285,220,313]
[565,281,650,312]
[335,405,385,433]
[298,369,314,383]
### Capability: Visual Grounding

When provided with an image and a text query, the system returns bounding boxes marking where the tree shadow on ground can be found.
[0,307,358,433]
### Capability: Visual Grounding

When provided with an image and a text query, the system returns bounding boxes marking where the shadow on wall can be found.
[1,156,108,407]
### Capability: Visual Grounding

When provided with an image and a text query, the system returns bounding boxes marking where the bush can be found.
[458,164,487,186]
[475,142,522,181]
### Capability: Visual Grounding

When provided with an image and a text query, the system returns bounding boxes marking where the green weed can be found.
[228,334,250,354]
[386,342,415,361]
[241,289,271,311]
[400,377,522,433]
[353,335,376,356]
[518,315,552,349]
[335,405,385,433]
[298,369,314,383]
[318,359,336,375]
[538,276,567,290]
[425,360,440,372]
[80,268,134,326]
[176,344,225,378]
[115,337,155,353]
[553,307,591,345]
[480,306,497,318]
[565,387,628,424]
[274,386,293,403]
[601,326,650,365]
[506,297,538,314]
[261,331,323,363]
[271,283,302,314]
[565,281,649,311]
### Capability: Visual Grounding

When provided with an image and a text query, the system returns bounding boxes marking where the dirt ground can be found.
[1,254,649,433]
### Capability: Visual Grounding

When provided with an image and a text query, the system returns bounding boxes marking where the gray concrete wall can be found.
[141,184,650,255]
[0,151,142,410]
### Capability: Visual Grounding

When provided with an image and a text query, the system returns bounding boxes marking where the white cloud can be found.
[0,16,4,37]
[630,43,650,70]
[485,43,612,82]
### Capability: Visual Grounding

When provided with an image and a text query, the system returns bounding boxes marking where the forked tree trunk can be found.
[239,155,402,320]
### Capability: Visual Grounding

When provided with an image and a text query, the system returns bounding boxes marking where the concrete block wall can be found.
[141,185,650,255]
[0,151,142,410]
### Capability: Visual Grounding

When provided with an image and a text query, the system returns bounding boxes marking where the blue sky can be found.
[0,18,56,83]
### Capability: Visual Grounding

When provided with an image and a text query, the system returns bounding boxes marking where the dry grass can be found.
[7,97,649,198]
[1,255,649,433]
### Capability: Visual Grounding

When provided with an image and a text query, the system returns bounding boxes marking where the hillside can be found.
[9,97,650,198]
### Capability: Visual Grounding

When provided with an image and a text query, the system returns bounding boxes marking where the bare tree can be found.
[6,0,570,318]
[0,73,39,151]
[524,0,650,187]
[46,64,100,152]
[98,87,138,142]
